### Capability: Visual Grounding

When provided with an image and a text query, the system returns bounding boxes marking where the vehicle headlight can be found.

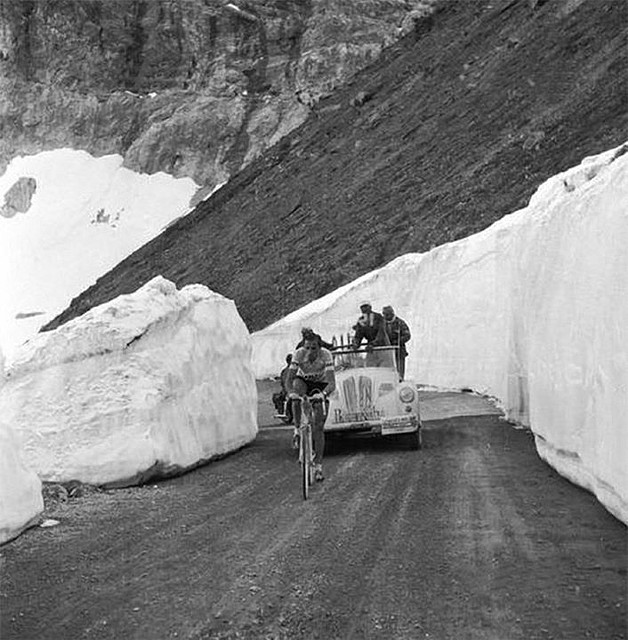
[399,386,415,403]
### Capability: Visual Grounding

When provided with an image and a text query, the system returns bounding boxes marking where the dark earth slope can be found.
[47,0,628,332]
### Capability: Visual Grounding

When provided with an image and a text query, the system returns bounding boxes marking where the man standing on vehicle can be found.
[352,301,390,366]
[382,305,411,380]
[286,331,336,482]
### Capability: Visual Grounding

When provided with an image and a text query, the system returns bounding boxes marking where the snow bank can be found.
[0,349,43,545]
[252,144,628,523]
[0,149,199,361]
[0,277,257,486]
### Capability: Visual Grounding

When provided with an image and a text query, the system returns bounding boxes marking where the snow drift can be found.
[0,349,43,545]
[0,149,199,361]
[252,145,628,524]
[0,277,257,486]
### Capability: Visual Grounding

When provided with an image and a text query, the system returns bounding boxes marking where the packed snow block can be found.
[0,277,257,487]
[0,423,44,545]
[510,149,628,524]
[252,144,628,523]
[0,349,43,545]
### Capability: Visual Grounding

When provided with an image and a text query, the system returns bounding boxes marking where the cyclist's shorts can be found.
[295,377,328,396]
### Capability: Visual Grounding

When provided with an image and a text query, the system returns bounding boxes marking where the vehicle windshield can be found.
[332,348,397,372]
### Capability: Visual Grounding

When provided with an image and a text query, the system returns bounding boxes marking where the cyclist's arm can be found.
[285,358,301,397]
[352,323,365,348]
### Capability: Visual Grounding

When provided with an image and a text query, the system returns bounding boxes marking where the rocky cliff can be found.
[0,0,437,196]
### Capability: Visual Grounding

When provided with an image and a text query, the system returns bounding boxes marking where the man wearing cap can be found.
[382,305,411,380]
[352,302,390,351]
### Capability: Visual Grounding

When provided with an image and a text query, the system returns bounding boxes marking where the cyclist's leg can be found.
[291,378,308,425]
[292,396,302,427]
[291,378,308,449]
[311,400,325,465]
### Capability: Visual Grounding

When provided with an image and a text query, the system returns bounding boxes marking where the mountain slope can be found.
[47,0,628,332]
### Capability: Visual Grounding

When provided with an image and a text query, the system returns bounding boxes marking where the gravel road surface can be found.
[1,384,624,640]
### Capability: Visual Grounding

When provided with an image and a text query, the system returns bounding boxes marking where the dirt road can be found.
[1,387,625,640]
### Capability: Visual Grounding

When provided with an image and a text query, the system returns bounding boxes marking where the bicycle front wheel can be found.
[301,427,311,500]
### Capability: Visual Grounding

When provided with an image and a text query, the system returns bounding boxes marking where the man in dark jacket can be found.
[352,302,392,367]
[352,302,390,348]
[382,305,411,380]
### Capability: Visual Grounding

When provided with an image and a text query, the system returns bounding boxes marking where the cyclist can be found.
[286,331,336,481]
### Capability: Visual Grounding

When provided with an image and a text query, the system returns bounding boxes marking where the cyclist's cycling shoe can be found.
[314,464,324,482]
[292,429,300,450]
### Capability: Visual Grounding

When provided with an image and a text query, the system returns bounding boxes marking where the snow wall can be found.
[0,277,258,487]
[252,145,628,524]
[0,348,44,545]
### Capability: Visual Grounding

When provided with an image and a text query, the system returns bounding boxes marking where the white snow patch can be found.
[0,348,44,545]
[252,144,628,523]
[0,149,199,362]
[0,277,257,486]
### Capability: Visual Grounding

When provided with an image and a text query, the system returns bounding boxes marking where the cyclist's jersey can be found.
[290,347,333,382]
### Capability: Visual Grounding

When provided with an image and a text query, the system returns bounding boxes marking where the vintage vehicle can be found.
[324,346,422,449]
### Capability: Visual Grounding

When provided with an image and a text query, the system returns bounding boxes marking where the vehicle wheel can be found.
[408,430,422,451]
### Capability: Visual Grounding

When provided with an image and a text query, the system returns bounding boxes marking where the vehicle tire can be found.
[408,430,422,451]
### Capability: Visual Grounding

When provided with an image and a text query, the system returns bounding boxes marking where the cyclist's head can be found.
[301,328,317,343]
[303,335,321,356]
[285,353,293,364]
[359,301,372,313]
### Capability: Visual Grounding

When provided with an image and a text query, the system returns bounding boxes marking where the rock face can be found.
[0,277,258,487]
[0,0,438,192]
[1,176,36,217]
